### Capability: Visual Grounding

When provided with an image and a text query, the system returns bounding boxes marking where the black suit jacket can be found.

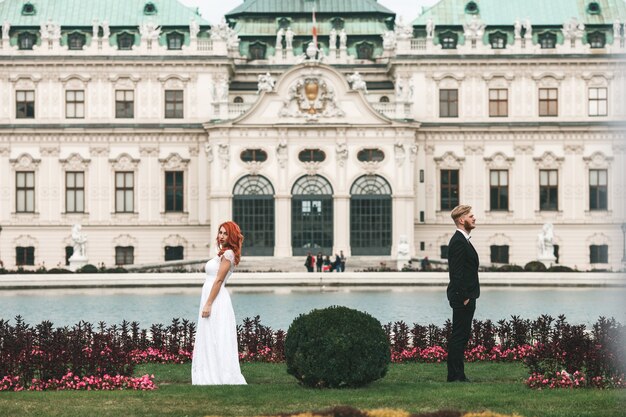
[446,230,480,307]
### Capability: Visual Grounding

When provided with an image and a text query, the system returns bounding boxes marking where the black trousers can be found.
[447,298,476,381]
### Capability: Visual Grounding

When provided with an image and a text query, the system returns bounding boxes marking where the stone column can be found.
[333,194,350,256]
[274,194,291,257]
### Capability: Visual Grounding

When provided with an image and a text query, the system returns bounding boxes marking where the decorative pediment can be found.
[159,153,190,170]
[10,153,40,170]
[163,234,188,248]
[228,63,393,126]
[60,153,91,170]
[109,153,140,171]
[434,151,464,169]
[533,151,564,168]
[583,151,612,168]
[488,233,511,246]
[586,233,609,246]
[113,234,137,247]
[13,234,38,247]
[484,152,514,169]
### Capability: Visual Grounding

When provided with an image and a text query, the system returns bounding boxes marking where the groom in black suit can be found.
[446,205,480,382]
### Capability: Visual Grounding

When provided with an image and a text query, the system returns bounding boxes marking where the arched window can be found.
[379,96,390,103]
[489,32,507,49]
[67,32,86,50]
[298,149,326,162]
[18,32,37,50]
[330,17,345,30]
[588,32,606,48]
[249,42,267,60]
[233,96,244,103]
[291,175,333,256]
[357,148,385,162]
[240,149,268,162]
[117,32,135,50]
[356,42,374,60]
[439,31,458,49]
[350,175,392,255]
[167,32,184,50]
[539,32,557,49]
[233,175,275,256]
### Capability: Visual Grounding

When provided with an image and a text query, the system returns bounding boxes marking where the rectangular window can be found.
[539,169,558,211]
[65,246,73,266]
[165,171,184,212]
[490,245,509,264]
[16,90,35,119]
[539,88,558,117]
[589,169,608,210]
[115,246,134,265]
[590,244,608,264]
[489,89,508,117]
[115,90,134,118]
[588,87,607,117]
[164,90,184,119]
[440,245,449,260]
[65,171,85,213]
[440,169,459,210]
[66,90,85,119]
[16,171,35,213]
[490,170,509,211]
[115,172,134,213]
[165,246,184,261]
[439,89,458,118]
[16,246,35,266]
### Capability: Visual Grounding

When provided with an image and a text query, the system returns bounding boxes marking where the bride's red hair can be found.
[216,221,243,265]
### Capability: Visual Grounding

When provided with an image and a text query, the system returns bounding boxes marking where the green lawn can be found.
[0,362,624,417]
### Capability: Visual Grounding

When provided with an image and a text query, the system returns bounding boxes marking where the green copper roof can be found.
[0,0,209,26]
[413,0,626,26]
[232,17,389,36]
[226,0,395,16]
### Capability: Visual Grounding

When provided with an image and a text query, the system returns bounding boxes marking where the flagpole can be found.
[312,5,318,49]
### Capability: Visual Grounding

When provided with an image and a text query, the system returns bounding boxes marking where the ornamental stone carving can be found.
[10,153,41,170]
[347,72,367,93]
[217,143,230,169]
[336,141,348,167]
[463,16,486,41]
[60,153,91,170]
[159,153,190,170]
[279,73,345,121]
[257,72,276,94]
[109,153,140,171]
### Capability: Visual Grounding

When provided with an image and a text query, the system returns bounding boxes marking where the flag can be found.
[312,6,318,47]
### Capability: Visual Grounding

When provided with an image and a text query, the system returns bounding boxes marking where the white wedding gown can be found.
[191,249,246,385]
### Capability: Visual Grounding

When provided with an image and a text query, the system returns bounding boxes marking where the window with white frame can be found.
[588,87,607,116]
[66,90,85,119]
[16,171,35,213]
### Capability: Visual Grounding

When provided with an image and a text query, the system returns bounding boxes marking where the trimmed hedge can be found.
[285,306,390,388]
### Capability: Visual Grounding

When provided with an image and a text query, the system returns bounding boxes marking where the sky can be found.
[179,0,440,25]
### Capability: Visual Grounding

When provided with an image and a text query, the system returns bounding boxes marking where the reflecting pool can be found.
[1,286,624,329]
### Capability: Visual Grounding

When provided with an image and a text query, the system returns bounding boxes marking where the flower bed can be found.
[1,314,624,390]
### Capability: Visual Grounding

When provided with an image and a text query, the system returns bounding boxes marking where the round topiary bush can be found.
[285,306,390,388]
[547,265,574,272]
[496,264,524,272]
[524,261,547,272]
[77,264,99,273]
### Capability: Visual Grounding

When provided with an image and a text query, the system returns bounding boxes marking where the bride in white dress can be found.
[192,221,247,385]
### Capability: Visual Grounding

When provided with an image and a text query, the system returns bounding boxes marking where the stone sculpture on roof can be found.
[285,27,294,49]
[2,20,9,40]
[347,72,367,93]
[463,15,485,41]
[190,18,200,39]
[257,72,276,93]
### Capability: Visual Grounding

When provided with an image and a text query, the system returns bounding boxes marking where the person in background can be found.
[340,250,346,272]
[304,252,314,272]
[333,253,342,272]
[316,252,323,272]
[421,256,431,271]
[323,255,332,272]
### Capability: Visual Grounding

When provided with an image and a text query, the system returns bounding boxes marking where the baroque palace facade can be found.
[0,0,625,271]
